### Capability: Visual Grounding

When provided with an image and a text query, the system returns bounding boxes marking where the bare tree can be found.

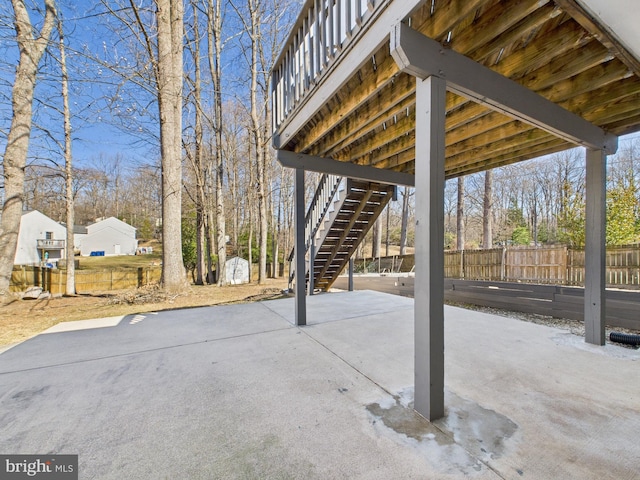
[57,15,75,295]
[456,176,465,250]
[372,218,382,259]
[122,0,186,290]
[482,170,493,248]
[0,0,56,296]
[399,187,412,255]
[157,0,187,290]
[248,0,268,284]
[184,0,207,284]
[205,0,226,285]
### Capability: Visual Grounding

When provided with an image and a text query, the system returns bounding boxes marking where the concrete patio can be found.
[0,290,638,479]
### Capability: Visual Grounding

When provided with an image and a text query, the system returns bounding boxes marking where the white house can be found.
[14,210,67,266]
[75,217,137,256]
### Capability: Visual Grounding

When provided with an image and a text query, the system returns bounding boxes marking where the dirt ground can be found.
[0,278,289,348]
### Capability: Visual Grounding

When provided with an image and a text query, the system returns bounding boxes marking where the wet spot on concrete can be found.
[366,387,518,475]
[367,394,445,442]
[435,391,518,461]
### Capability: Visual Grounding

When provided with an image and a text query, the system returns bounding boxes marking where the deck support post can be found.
[348,257,354,291]
[585,149,607,345]
[414,75,446,421]
[295,167,307,326]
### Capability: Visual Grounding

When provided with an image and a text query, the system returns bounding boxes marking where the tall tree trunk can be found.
[247,142,254,282]
[156,0,186,291]
[247,0,267,284]
[207,0,226,286]
[456,176,465,250]
[372,218,382,259]
[59,16,76,295]
[229,145,239,255]
[385,203,390,257]
[205,165,216,283]
[483,170,493,249]
[0,0,56,297]
[192,0,205,285]
[274,195,281,277]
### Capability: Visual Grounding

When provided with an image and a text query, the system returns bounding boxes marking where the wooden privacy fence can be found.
[10,266,162,295]
[444,245,640,288]
[354,245,640,288]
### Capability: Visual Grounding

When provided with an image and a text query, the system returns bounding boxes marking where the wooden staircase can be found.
[289,176,395,293]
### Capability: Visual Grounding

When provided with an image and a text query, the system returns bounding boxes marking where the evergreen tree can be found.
[606,170,639,245]
[557,178,585,247]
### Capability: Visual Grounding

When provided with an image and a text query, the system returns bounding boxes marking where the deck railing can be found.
[288,173,343,288]
[37,239,65,249]
[271,0,387,132]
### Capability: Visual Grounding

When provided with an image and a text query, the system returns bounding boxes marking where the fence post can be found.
[501,247,507,281]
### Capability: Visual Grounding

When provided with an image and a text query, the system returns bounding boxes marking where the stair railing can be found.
[288,173,343,290]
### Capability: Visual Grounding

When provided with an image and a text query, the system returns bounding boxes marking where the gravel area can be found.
[447,301,640,349]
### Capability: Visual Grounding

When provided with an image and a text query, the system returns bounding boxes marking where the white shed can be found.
[225,257,249,284]
[14,210,68,266]
[76,217,138,256]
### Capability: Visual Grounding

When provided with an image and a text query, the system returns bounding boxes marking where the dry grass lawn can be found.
[0,278,289,348]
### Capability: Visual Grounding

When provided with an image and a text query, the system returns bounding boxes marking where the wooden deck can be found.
[272,0,640,177]
[271,0,640,419]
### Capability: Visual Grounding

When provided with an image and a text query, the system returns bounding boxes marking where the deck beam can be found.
[277,150,415,187]
[390,22,618,154]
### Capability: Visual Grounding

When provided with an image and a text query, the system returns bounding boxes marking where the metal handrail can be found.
[288,174,343,289]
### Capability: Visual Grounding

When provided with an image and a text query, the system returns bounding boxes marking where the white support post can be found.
[585,148,606,345]
[414,75,446,421]
[295,168,307,326]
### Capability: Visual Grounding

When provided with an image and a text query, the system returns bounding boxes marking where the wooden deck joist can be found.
[273,0,640,179]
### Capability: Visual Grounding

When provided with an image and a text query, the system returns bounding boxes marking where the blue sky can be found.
[0,0,275,170]
[0,1,637,174]
[0,3,156,168]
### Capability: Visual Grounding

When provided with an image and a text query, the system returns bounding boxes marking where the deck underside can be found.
[273,0,640,178]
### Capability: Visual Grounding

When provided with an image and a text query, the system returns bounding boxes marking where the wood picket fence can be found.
[10,266,162,295]
[354,245,640,289]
